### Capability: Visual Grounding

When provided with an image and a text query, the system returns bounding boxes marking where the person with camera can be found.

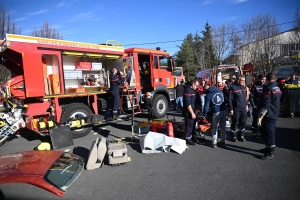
[109,68,125,120]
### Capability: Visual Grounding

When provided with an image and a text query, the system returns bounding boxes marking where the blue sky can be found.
[2,0,299,55]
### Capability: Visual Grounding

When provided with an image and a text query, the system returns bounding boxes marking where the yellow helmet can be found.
[35,142,51,150]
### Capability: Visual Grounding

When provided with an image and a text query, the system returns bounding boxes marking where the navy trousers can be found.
[252,107,258,133]
[111,90,120,112]
[261,117,277,147]
[231,109,247,137]
[184,112,195,139]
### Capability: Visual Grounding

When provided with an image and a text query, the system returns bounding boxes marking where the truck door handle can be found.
[159,78,162,82]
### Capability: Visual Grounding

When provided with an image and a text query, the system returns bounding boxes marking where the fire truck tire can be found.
[60,103,93,139]
[152,94,168,119]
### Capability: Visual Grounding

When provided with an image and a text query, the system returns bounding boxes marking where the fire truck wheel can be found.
[152,94,168,119]
[60,103,93,139]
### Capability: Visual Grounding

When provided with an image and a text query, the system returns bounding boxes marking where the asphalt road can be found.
[0,110,300,200]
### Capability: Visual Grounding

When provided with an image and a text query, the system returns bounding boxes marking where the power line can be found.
[124,20,297,46]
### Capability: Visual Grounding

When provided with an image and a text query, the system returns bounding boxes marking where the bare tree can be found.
[240,14,281,75]
[0,4,21,83]
[212,22,237,64]
[294,6,300,42]
[31,20,63,39]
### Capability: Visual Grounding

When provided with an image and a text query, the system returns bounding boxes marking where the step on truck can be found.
[0,34,177,146]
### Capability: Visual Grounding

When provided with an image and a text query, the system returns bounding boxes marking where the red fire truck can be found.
[196,64,253,88]
[173,66,185,85]
[0,34,177,146]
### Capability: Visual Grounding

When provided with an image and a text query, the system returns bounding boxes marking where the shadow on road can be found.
[223,143,263,159]
[241,124,300,153]
[109,123,132,132]
[73,146,90,165]
[128,143,142,153]
[275,126,300,152]
[93,129,110,138]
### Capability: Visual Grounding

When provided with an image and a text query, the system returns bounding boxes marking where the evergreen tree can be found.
[176,33,194,79]
[202,22,217,68]
[193,31,205,70]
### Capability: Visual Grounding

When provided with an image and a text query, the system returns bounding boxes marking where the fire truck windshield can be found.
[159,57,168,68]
[173,67,182,76]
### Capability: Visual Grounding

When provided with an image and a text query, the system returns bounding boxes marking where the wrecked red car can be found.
[0,150,84,197]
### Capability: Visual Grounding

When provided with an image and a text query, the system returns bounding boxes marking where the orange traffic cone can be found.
[167,121,174,137]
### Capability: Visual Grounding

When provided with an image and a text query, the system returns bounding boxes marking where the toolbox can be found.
[86,137,129,170]
[75,62,92,70]
[106,142,128,165]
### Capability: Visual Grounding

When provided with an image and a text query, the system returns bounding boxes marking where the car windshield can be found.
[44,152,85,192]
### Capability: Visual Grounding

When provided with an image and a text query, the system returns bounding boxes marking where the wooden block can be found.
[44,79,50,95]
[47,78,52,95]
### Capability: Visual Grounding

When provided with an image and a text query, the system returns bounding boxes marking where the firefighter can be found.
[249,74,266,138]
[183,79,199,145]
[228,76,248,142]
[257,73,282,160]
[109,68,125,120]
[142,92,153,122]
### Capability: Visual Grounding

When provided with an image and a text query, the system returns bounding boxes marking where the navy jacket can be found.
[109,74,125,92]
[228,83,247,111]
[183,86,196,110]
[203,86,226,117]
[249,81,263,107]
[258,82,282,120]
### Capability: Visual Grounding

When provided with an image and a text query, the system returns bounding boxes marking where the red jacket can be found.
[198,85,203,95]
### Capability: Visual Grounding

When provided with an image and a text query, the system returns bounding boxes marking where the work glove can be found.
[257,109,267,126]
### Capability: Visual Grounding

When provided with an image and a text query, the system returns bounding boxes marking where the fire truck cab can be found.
[122,47,176,118]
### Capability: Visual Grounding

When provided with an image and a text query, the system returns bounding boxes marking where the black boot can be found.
[239,129,246,142]
[261,146,275,160]
[112,111,121,121]
[252,126,257,138]
[231,130,237,142]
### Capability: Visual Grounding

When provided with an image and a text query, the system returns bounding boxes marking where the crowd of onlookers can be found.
[173,72,298,160]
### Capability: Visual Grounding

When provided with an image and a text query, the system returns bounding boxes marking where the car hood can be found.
[0,150,84,197]
[0,150,63,177]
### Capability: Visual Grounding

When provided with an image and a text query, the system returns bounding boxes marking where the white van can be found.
[276,66,296,79]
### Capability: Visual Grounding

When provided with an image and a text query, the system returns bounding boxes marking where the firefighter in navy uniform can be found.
[249,74,266,138]
[183,79,199,145]
[109,68,125,120]
[257,73,282,160]
[228,76,248,142]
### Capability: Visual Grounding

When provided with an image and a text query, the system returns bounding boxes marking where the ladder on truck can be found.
[120,85,141,116]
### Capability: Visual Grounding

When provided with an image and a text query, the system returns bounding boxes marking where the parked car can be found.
[0,150,85,197]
